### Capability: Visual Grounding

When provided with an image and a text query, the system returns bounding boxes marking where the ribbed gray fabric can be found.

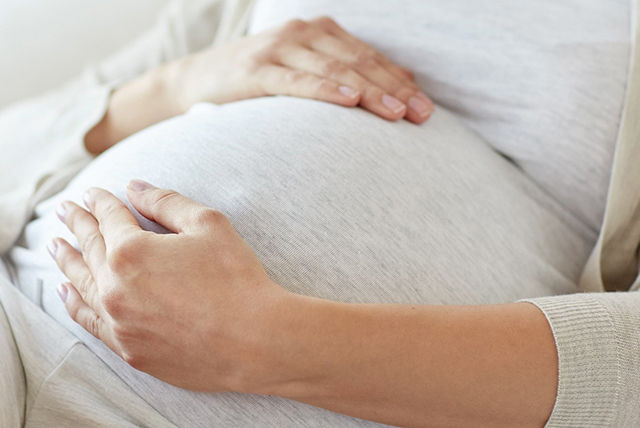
[518,296,619,426]
[519,291,640,427]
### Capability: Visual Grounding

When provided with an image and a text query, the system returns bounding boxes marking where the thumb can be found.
[126,179,215,233]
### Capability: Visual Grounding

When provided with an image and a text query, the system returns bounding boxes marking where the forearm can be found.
[253,296,557,428]
[83,60,185,154]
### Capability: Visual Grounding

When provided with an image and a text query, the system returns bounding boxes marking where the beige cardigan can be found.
[1,0,639,426]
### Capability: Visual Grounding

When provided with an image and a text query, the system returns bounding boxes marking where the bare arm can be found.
[84,17,434,154]
[257,296,556,428]
[83,62,182,154]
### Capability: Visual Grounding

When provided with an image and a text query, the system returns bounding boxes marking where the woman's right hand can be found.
[85,16,433,154]
[174,16,434,124]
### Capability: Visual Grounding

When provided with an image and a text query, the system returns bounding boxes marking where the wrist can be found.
[227,288,338,396]
[83,62,184,154]
[158,56,192,116]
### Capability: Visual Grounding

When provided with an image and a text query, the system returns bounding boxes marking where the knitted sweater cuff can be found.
[516,293,620,427]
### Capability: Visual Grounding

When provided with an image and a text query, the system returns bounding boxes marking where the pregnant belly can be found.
[10,97,594,427]
[16,97,592,308]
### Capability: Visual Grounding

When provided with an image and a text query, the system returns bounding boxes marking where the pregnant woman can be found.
[2,0,639,426]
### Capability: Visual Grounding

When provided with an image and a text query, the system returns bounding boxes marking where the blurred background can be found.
[0,0,169,108]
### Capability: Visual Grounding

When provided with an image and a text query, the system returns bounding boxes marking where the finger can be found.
[126,179,221,234]
[402,91,435,124]
[305,34,411,118]
[49,238,98,307]
[307,31,434,122]
[258,64,361,107]
[58,282,106,341]
[83,187,142,251]
[307,18,416,86]
[57,200,106,274]
[311,16,415,83]
[276,48,406,120]
[341,53,432,123]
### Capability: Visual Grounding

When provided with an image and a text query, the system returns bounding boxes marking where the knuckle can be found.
[270,30,289,46]
[396,87,419,101]
[101,288,125,316]
[107,236,144,271]
[76,275,93,296]
[101,201,121,222]
[245,52,266,72]
[314,79,335,96]
[153,189,180,210]
[255,40,280,63]
[313,15,336,27]
[280,18,308,35]
[65,204,80,226]
[353,52,377,70]
[67,301,81,321]
[193,208,228,229]
[321,59,345,77]
[369,50,385,63]
[385,81,406,97]
[56,244,72,265]
[402,79,420,91]
[362,85,385,100]
[82,229,101,254]
[112,322,134,342]
[87,315,101,338]
[283,69,305,85]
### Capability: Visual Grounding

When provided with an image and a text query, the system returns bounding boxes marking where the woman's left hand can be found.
[49,179,291,392]
[85,16,434,154]
[173,16,433,124]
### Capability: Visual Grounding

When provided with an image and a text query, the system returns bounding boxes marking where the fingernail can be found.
[47,240,58,259]
[408,94,434,118]
[382,94,406,114]
[57,283,68,303]
[128,179,153,192]
[56,203,66,222]
[338,85,359,99]
[416,91,433,105]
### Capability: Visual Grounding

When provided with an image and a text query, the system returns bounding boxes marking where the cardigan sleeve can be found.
[517,291,640,427]
[0,0,231,254]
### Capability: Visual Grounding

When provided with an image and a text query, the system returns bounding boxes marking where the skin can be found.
[84,16,434,154]
[49,16,556,428]
[50,181,557,428]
